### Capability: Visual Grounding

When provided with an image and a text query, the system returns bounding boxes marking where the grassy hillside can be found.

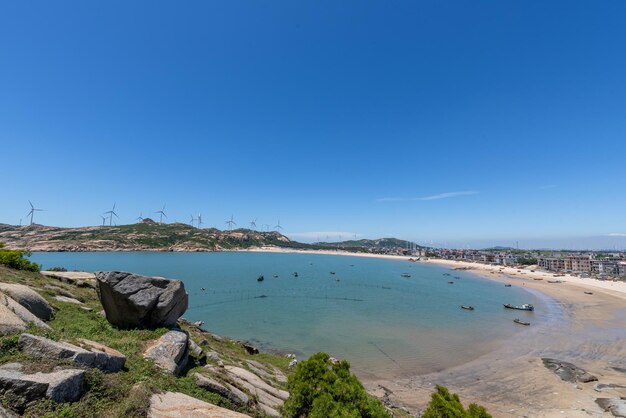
[315,238,422,252]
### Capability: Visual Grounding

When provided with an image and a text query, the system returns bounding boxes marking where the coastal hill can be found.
[0,220,308,252]
[314,238,422,252]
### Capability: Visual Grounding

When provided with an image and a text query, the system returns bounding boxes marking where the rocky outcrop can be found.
[96,271,188,328]
[0,283,53,321]
[53,295,84,305]
[148,391,251,417]
[18,334,126,372]
[596,397,626,417]
[542,358,598,383]
[0,363,85,412]
[194,373,249,405]
[0,292,50,335]
[143,329,189,375]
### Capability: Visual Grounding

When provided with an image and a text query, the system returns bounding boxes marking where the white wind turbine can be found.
[156,204,167,224]
[103,203,118,226]
[26,200,44,225]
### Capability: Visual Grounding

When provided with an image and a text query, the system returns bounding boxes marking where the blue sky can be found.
[1,1,625,249]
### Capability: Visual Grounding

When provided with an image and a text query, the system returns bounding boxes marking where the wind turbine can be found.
[250,219,257,231]
[274,220,283,232]
[26,201,44,225]
[189,214,195,227]
[136,212,144,222]
[100,215,107,226]
[225,214,236,231]
[103,203,118,226]
[156,204,167,224]
[197,213,203,229]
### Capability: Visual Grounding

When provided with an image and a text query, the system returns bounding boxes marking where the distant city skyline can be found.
[1,1,625,250]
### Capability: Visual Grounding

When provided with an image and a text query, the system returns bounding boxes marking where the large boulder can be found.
[0,363,85,412]
[194,373,249,405]
[596,398,626,417]
[0,283,53,321]
[0,292,50,335]
[96,272,188,328]
[18,334,125,373]
[144,329,189,375]
[148,391,251,417]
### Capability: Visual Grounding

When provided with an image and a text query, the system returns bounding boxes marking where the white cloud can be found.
[607,233,626,237]
[377,190,479,202]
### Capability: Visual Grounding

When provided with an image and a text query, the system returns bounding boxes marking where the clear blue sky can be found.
[1,1,625,249]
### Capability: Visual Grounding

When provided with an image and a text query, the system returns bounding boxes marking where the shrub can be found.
[422,385,491,418]
[282,352,390,418]
[0,242,40,272]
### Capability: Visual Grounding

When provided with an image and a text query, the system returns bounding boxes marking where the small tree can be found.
[283,352,390,418]
[0,242,40,272]
[422,385,491,418]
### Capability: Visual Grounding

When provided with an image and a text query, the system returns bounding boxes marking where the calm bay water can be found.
[30,252,546,379]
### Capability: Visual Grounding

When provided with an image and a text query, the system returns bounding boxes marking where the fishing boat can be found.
[504,284,512,287]
[293,272,299,277]
[330,272,336,275]
[503,303,534,311]
[273,274,278,278]
[460,305,474,310]
[443,273,451,276]
[257,275,264,282]
[448,281,454,284]
[584,291,593,295]
[400,273,411,278]
[513,319,530,326]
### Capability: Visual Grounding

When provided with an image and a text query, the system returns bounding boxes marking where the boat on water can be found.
[257,275,264,282]
[504,284,512,287]
[293,272,299,277]
[330,272,336,275]
[400,273,411,278]
[513,318,530,326]
[503,303,534,311]
[448,281,454,284]
[443,273,451,276]
[273,274,278,278]
[461,305,474,310]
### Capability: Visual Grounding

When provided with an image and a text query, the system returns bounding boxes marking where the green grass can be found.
[0,266,289,417]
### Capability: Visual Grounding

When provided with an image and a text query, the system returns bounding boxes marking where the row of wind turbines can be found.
[23,201,284,233]
[100,203,284,232]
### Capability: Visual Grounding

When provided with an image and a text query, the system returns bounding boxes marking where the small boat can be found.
[448,281,454,284]
[504,284,512,287]
[330,272,336,275]
[584,291,593,295]
[547,280,563,283]
[293,272,299,277]
[503,303,534,311]
[533,278,543,281]
[273,274,279,278]
[513,319,530,326]
[443,273,451,276]
[454,276,461,280]
[400,273,411,278]
[257,275,264,282]
[461,305,474,310]
[200,287,205,291]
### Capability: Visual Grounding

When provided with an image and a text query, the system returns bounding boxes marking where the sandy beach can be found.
[244,248,626,417]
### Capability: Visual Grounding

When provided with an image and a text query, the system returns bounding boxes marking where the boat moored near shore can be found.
[503,303,534,311]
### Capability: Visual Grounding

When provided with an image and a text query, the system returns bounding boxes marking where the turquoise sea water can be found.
[30,252,545,379]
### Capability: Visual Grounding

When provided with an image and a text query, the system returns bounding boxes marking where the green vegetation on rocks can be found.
[422,385,491,418]
[282,352,390,418]
[0,242,40,271]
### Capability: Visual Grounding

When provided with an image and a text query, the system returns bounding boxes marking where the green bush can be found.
[422,385,491,418]
[282,352,390,418]
[0,242,40,272]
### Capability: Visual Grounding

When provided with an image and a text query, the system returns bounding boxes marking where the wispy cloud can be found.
[377,190,479,202]
[607,233,626,237]
[539,184,558,190]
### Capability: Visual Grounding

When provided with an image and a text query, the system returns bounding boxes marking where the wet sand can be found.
[365,260,626,417]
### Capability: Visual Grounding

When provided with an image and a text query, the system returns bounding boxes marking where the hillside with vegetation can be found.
[315,238,421,252]
[0,221,317,252]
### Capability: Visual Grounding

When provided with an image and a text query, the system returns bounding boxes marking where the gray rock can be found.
[53,296,84,305]
[18,334,125,372]
[542,358,598,383]
[596,397,626,417]
[595,383,626,392]
[194,373,249,405]
[144,329,189,375]
[148,391,251,417]
[0,364,85,412]
[0,283,53,321]
[188,339,203,357]
[96,271,188,328]
[0,405,19,417]
[2,293,50,329]
[206,351,221,362]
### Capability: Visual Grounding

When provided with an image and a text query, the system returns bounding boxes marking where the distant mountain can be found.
[315,237,422,250]
[0,222,309,252]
